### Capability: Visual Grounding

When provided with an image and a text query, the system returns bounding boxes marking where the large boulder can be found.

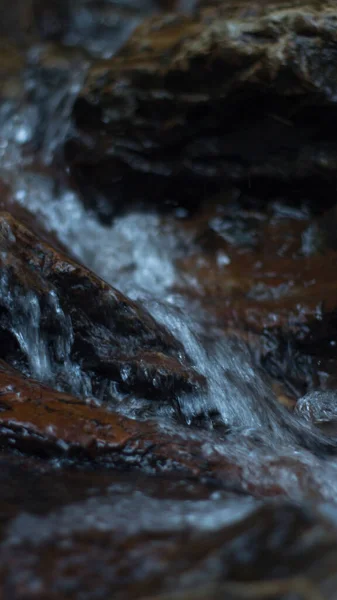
[67,0,337,219]
[0,212,204,404]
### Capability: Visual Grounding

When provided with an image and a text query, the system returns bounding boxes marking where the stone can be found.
[0,212,204,404]
[0,360,336,598]
[174,195,337,400]
[34,0,184,56]
[0,358,333,501]
[68,0,337,220]
[0,480,335,600]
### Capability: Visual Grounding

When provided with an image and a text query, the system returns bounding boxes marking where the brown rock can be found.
[0,358,332,502]
[0,41,25,100]
[68,0,337,220]
[0,341,336,599]
[0,486,336,600]
[0,212,204,404]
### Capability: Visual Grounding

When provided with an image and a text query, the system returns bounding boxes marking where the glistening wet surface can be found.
[2,1,337,598]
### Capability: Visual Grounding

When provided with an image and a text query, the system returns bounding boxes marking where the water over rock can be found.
[0,212,204,404]
[1,482,336,600]
[3,1,337,597]
[1,357,337,505]
[173,195,337,400]
[0,439,335,600]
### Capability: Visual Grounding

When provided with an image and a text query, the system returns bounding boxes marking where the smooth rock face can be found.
[0,212,203,404]
[68,0,337,219]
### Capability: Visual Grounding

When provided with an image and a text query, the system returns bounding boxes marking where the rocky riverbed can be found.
[1,1,337,599]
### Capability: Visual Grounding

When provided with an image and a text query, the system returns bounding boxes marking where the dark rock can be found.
[0,479,336,600]
[0,360,335,596]
[0,212,204,403]
[170,195,337,400]
[34,0,183,57]
[68,0,337,220]
[295,390,337,436]
[0,1,36,44]
[0,358,333,503]
[0,42,25,100]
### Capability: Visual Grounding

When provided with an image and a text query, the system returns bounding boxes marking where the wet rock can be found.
[0,212,204,403]
[0,358,335,502]
[296,390,337,436]
[0,482,336,600]
[169,195,337,400]
[0,181,71,256]
[34,0,183,58]
[0,328,337,596]
[67,0,337,219]
[0,359,197,467]
[0,360,276,486]
[0,42,25,100]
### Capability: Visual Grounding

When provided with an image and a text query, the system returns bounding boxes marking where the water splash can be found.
[143,299,274,430]
[296,390,337,425]
[0,102,38,175]
[0,272,52,381]
[1,10,337,518]
[0,271,91,396]
[0,47,88,183]
[13,175,187,299]
[45,289,93,396]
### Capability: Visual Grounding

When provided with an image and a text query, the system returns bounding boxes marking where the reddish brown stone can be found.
[172,197,337,398]
[0,212,204,402]
[0,359,333,502]
[68,0,337,219]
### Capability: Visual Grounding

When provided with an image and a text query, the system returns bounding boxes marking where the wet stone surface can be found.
[0,212,204,407]
[2,1,337,599]
[68,0,337,219]
[0,452,336,600]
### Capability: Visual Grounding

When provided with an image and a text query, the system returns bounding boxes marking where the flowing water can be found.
[2,5,337,597]
[1,24,337,465]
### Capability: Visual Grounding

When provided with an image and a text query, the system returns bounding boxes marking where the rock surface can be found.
[0,447,335,600]
[3,2,337,598]
[0,212,203,404]
[68,0,337,219]
[0,357,335,502]
[173,194,337,399]
[1,487,336,600]
[0,357,336,597]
